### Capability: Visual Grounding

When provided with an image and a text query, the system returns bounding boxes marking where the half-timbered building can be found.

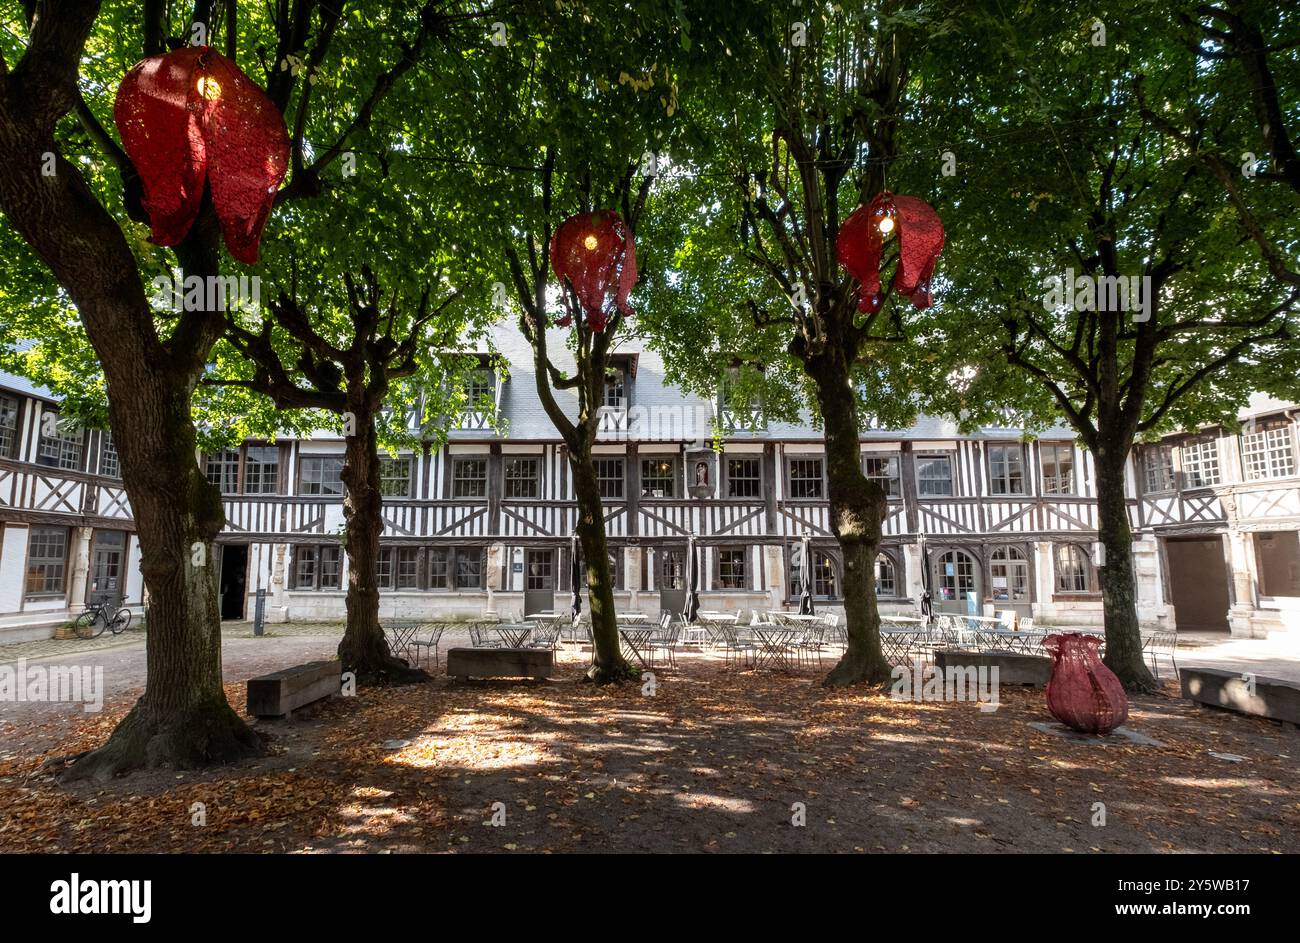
[1,325,1296,642]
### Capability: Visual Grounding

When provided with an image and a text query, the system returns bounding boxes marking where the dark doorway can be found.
[218,543,249,621]
[87,530,127,607]
[1165,536,1230,632]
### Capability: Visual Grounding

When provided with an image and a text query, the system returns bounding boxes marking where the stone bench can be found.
[935,649,1052,687]
[446,647,554,682]
[246,660,341,718]
[1181,666,1300,726]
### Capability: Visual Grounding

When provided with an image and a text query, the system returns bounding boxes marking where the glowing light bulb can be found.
[583,234,599,250]
[878,215,895,235]
[196,75,222,100]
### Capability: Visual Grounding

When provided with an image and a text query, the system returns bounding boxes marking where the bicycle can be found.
[73,597,133,640]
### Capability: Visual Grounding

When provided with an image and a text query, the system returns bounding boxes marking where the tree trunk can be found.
[571,449,634,683]
[64,371,262,781]
[1094,447,1158,693]
[807,348,893,687]
[338,400,421,684]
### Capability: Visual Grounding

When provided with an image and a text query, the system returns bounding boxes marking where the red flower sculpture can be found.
[837,192,945,313]
[1043,633,1129,735]
[549,209,638,332]
[114,47,290,264]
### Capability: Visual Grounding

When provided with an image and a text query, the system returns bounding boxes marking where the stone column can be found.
[763,544,785,611]
[67,526,94,609]
[1032,540,1055,621]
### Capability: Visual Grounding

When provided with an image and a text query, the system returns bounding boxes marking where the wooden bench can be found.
[935,649,1052,687]
[246,661,341,718]
[446,647,554,682]
[1181,666,1300,726]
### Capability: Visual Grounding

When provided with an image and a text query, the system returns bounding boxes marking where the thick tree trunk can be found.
[64,372,262,781]
[338,400,421,684]
[571,449,634,683]
[807,348,892,687]
[1094,448,1158,693]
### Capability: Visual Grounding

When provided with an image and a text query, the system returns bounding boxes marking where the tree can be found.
[0,0,478,777]
[642,2,948,686]
[214,266,484,683]
[915,1,1299,690]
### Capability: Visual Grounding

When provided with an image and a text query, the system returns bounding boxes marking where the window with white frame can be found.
[1039,443,1074,495]
[602,367,627,411]
[464,368,494,408]
[37,417,83,471]
[205,450,240,494]
[451,457,488,498]
[595,458,625,499]
[426,547,485,590]
[379,457,413,498]
[244,446,280,494]
[25,526,68,597]
[1180,439,1220,488]
[503,457,540,498]
[640,457,676,497]
[1143,445,1175,492]
[0,394,19,458]
[863,454,901,497]
[726,457,762,498]
[790,549,838,598]
[293,545,342,590]
[299,456,345,496]
[988,443,1026,495]
[659,549,684,589]
[1241,424,1295,480]
[99,433,120,478]
[787,458,824,499]
[916,454,954,497]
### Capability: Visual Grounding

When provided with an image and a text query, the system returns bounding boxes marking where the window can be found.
[370,548,419,590]
[99,433,120,478]
[504,457,540,499]
[791,548,838,598]
[1055,545,1093,593]
[1241,424,1295,481]
[1180,439,1220,488]
[464,368,494,408]
[936,550,976,602]
[875,554,897,596]
[602,368,627,411]
[428,548,450,588]
[293,545,342,590]
[25,527,68,597]
[299,456,344,496]
[863,455,901,497]
[718,548,747,589]
[916,455,954,497]
[0,394,19,458]
[452,457,488,498]
[319,546,342,590]
[204,450,240,494]
[426,547,486,590]
[244,446,280,495]
[1040,443,1074,495]
[526,550,554,590]
[726,457,762,498]
[455,548,485,589]
[379,457,412,498]
[1143,445,1175,492]
[294,547,318,589]
[787,458,824,499]
[640,457,676,497]
[37,416,83,471]
[990,546,1030,603]
[659,549,684,590]
[595,458,625,499]
[988,444,1026,495]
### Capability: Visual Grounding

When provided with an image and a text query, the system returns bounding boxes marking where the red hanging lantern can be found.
[549,209,637,332]
[1043,633,1129,735]
[114,47,290,265]
[837,192,944,313]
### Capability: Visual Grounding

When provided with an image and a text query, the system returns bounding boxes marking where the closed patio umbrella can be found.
[570,533,583,623]
[683,534,700,623]
[918,531,933,621]
[797,533,815,615]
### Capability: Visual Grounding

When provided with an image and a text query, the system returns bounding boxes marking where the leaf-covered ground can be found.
[1,651,1297,853]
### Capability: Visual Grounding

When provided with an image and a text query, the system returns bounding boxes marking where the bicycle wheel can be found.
[109,608,133,635]
[73,610,106,639]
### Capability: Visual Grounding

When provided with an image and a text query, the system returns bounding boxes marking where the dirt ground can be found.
[1,645,1297,854]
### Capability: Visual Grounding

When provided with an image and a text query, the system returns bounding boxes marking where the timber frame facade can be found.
[1,327,1297,642]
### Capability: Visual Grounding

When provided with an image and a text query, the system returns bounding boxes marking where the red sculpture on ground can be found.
[549,209,637,332]
[1043,633,1129,735]
[114,47,290,264]
[837,192,945,313]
